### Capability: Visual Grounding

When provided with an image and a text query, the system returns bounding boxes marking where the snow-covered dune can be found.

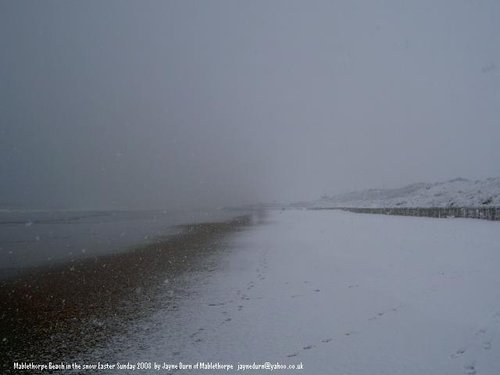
[312,177,500,208]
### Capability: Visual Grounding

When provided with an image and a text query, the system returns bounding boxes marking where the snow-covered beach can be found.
[2,0,499,373]
[71,209,500,374]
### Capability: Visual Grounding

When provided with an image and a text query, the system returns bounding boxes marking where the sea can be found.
[0,208,243,279]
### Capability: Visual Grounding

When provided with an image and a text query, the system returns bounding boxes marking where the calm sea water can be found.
[0,208,243,278]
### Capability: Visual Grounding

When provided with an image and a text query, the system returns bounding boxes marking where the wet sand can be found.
[0,215,251,373]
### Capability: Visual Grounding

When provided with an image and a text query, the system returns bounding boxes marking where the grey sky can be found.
[1,0,499,209]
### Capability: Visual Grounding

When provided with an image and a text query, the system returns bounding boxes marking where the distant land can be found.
[307,177,500,209]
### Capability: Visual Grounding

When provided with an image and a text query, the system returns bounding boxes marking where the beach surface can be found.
[2,209,500,374]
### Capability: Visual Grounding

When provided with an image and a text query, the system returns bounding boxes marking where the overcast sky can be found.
[1,0,499,210]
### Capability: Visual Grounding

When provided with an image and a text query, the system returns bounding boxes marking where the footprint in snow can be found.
[482,341,491,350]
[475,328,487,336]
[189,329,202,338]
[464,361,477,375]
[321,338,332,343]
[303,345,315,350]
[287,352,299,358]
[369,306,400,320]
[451,347,466,358]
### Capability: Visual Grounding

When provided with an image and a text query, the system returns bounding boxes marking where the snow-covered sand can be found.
[91,210,500,374]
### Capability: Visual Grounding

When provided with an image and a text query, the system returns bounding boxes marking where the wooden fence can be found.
[310,206,500,221]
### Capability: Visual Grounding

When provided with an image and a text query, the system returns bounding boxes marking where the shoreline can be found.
[0,215,252,373]
[0,208,244,274]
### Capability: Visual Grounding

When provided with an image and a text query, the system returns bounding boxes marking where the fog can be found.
[1,0,499,210]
